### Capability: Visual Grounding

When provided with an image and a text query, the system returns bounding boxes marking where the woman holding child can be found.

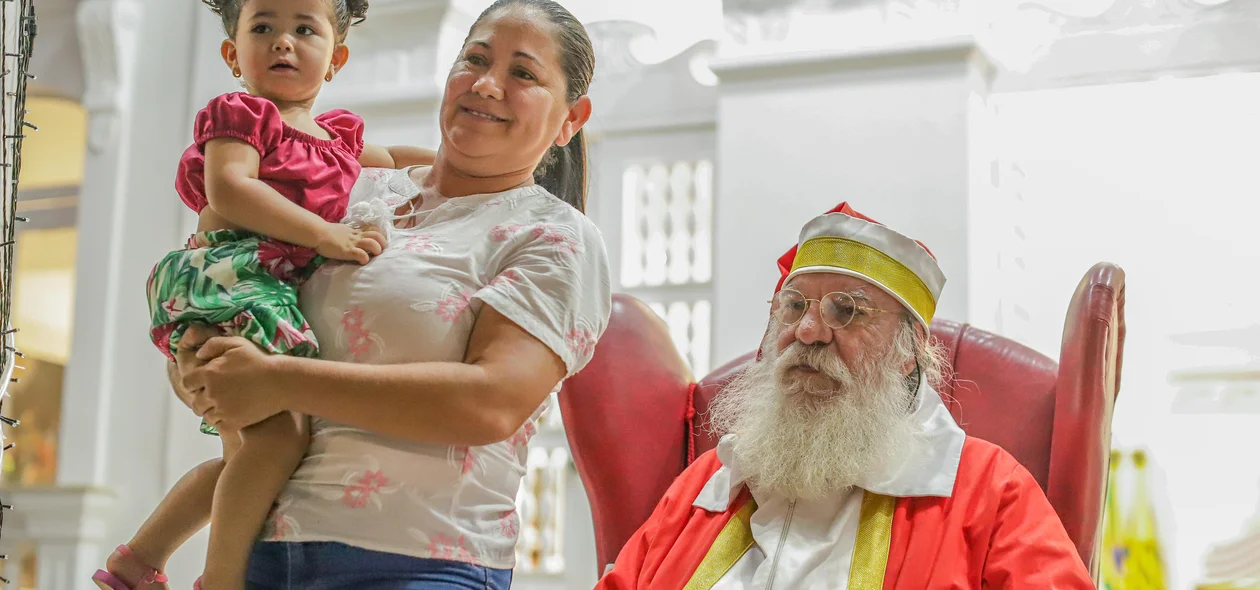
[96,0,608,588]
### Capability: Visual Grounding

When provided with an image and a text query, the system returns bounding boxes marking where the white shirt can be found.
[259,168,612,569]
[699,378,966,589]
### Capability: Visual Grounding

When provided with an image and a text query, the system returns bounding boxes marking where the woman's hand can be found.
[170,324,221,409]
[183,336,288,432]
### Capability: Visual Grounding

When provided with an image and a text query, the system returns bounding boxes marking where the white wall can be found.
[971,73,1260,589]
[711,46,982,366]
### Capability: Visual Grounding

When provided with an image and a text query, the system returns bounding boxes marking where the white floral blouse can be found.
[259,167,612,569]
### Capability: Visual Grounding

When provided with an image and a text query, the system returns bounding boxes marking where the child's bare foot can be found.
[92,545,169,590]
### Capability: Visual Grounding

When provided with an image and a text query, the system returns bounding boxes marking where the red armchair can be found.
[559,263,1126,577]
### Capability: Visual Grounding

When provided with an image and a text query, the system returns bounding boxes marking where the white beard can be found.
[706,324,926,500]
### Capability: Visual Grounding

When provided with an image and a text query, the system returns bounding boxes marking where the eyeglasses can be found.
[770,288,891,330]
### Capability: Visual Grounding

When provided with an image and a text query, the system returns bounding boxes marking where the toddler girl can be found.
[93,1,434,589]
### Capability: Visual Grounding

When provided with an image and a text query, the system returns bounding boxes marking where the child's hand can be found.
[354,223,384,236]
[316,223,387,265]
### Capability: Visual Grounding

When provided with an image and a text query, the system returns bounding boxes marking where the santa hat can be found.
[774,202,945,329]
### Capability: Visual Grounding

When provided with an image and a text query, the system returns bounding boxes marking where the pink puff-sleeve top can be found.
[176,92,364,224]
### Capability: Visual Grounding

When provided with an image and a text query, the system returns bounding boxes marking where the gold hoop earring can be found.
[232,68,241,78]
[325,71,334,82]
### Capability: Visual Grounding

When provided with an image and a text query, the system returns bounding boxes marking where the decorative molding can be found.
[1,487,117,590]
[1017,0,1250,32]
[1170,367,1260,384]
[589,39,719,136]
[723,6,793,46]
[722,0,962,25]
[717,0,1260,91]
[986,0,1260,90]
[710,34,990,85]
[1199,488,1260,586]
[885,0,968,21]
[1,486,116,543]
[721,0,811,18]
[1167,324,1260,412]
[1169,324,1260,358]
[30,0,85,100]
[587,20,654,80]
[75,0,142,153]
[1170,366,1260,414]
[721,0,968,55]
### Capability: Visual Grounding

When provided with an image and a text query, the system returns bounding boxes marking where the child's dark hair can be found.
[202,0,368,42]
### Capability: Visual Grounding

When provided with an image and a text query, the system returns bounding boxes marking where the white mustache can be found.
[773,342,855,395]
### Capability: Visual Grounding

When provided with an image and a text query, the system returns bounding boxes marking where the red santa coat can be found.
[596,436,1094,589]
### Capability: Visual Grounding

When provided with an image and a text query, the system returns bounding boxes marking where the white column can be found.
[710,0,990,365]
[58,0,142,489]
[53,0,201,587]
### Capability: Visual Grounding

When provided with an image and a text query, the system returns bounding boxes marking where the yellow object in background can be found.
[1124,450,1168,590]
[1103,450,1127,590]
[1101,448,1170,590]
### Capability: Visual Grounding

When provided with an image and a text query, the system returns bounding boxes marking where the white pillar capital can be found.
[720,0,974,59]
[75,0,142,152]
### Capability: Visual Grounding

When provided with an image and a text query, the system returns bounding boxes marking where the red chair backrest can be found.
[560,263,1125,576]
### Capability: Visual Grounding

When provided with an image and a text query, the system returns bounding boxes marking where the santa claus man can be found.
[595,205,1094,589]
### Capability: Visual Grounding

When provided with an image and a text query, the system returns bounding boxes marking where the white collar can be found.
[693,375,966,512]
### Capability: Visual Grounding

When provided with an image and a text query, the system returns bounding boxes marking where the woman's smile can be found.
[459,105,508,123]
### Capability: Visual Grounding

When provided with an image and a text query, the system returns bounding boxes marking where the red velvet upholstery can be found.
[560,263,1125,577]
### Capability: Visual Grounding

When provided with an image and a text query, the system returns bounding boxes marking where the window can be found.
[512,400,572,575]
[620,159,715,375]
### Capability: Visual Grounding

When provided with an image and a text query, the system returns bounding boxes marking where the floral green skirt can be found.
[147,230,322,435]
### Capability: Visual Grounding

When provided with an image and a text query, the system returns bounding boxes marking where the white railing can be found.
[0,486,115,590]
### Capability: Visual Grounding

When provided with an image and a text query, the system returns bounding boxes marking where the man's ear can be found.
[756,316,779,362]
[902,320,926,375]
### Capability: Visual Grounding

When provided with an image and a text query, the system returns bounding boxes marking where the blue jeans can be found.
[245,541,513,589]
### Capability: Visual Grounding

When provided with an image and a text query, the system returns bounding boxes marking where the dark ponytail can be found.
[534,130,588,212]
[471,0,593,213]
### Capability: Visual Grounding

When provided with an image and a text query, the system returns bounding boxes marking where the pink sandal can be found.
[92,545,168,590]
